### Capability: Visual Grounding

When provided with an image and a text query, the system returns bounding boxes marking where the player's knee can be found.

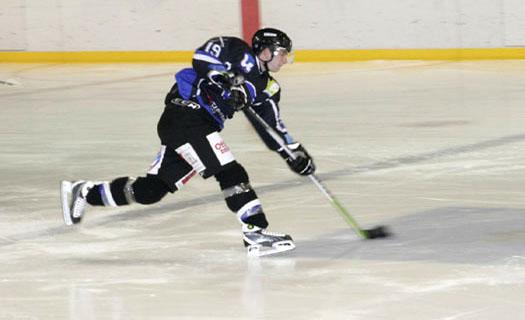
[132,176,170,205]
[215,161,249,189]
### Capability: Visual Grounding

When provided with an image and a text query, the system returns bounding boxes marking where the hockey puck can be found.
[364,226,391,239]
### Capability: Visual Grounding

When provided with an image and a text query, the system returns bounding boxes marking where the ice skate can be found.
[243,224,295,257]
[61,180,94,226]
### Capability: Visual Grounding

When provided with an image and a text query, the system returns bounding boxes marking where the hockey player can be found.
[61,28,315,257]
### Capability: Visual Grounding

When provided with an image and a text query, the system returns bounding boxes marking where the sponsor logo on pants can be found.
[207,132,235,165]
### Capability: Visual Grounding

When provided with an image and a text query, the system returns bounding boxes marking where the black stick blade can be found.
[364,226,391,239]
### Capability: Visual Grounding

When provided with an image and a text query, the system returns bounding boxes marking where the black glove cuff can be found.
[278,143,316,176]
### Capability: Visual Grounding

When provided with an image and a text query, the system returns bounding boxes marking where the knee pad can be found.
[214,161,249,190]
[132,176,170,205]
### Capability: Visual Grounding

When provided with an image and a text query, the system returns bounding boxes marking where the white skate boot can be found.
[61,180,94,225]
[243,224,295,257]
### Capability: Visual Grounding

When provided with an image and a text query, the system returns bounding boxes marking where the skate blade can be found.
[247,240,296,257]
[60,181,73,226]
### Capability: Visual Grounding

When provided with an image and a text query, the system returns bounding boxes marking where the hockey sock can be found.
[215,162,269,229]
[236,199,269,229]
[86,176,170,206]
[86,177,135,207]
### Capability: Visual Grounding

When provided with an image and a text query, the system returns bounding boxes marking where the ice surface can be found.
[1,61,525,319]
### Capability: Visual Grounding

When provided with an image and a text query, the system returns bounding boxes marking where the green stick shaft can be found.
[245,106,368,239]
[308,175,367,239]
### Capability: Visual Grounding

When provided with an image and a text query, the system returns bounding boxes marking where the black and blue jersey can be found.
[170,36,294,151]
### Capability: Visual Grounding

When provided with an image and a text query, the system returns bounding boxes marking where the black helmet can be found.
[252,28,292,55]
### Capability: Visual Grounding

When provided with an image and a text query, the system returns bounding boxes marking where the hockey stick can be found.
[244,106,390,239]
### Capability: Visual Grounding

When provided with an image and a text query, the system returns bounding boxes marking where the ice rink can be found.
[1,60,524,319]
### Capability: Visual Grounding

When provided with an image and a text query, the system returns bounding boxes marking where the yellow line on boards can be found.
[294,48,525,61]
[1,48,525,63]
[0,51,194,63]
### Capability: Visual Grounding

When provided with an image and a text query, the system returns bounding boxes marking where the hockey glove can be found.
[207,70,248,111]
[229,85,248,111]
[279,143,316,176]
[207,70,245,88]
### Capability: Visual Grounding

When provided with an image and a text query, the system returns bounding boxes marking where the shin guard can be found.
[86,177,135,207]
[215,162,269,229]
[86,176,169,206]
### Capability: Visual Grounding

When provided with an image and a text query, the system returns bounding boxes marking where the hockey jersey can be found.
[173,36,294,151]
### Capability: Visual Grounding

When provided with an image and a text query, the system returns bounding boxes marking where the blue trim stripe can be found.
[197,95,225,129]
[245,80,257,103]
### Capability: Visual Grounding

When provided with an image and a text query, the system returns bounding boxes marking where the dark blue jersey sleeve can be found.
[243,98,294,152]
